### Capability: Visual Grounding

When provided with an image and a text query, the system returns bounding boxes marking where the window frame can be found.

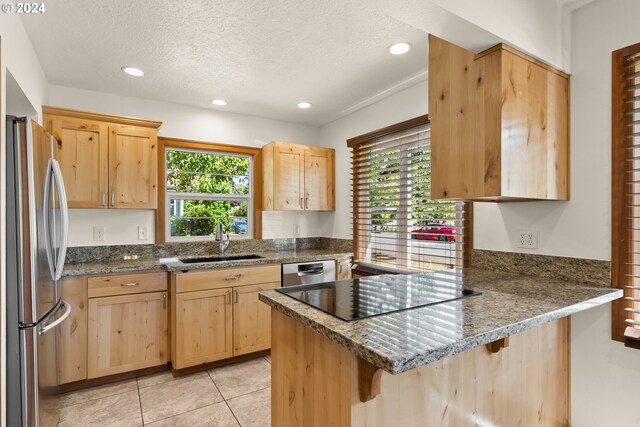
[347,115,473,273]
[612,42,640,342]
[156,137,262,242]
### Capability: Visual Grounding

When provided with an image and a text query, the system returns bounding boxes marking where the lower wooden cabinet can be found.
[56,276,89,384]
[233,282,279,356]
[172,264,280,370]
[88,291,168,378]
[336,256,352,281]
[174,288,233,369]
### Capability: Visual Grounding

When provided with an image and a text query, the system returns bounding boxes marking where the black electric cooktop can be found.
[276,271,481,322]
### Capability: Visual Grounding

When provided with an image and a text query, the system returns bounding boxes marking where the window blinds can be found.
[613,43,640,344]
[348,116,469,273]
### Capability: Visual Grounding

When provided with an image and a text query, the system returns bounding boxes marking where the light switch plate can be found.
[138,226,148,240]
[93,226,105,241]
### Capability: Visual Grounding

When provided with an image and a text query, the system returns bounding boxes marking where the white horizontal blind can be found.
[350,117,467,272]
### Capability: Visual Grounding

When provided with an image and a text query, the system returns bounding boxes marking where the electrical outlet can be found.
[294,224,300,236]
[93,226,105,241]
[517,230,538,249]
[138,226,148,240]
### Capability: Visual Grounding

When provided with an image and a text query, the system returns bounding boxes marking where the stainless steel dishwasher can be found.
[282,260,336,287]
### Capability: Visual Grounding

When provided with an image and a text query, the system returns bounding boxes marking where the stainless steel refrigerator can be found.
[6,116,71,426]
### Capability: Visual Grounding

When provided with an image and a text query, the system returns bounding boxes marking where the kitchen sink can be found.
[178,254,264,264]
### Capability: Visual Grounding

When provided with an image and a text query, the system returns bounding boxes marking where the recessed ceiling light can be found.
[388,42,412,55]
[121,66,144,77]
[211,99,228,106]
[297,102,312,109]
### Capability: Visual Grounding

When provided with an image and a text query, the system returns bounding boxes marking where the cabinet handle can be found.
[121,282,140,287]
[110,191,115,207]
[101,191,105,208]
[227,290,232,305]
[305,196,309,209]
[300,197,303,209]
[162,293,167,309]
[225,274,242,281]
[234,290,238,303]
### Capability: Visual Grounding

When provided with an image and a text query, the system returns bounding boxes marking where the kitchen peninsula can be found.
[259,269,621,427]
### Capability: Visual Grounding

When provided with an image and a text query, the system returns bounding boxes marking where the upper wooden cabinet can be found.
[428,35,570,201]
[43,106,161,209]
[262,142,335,211]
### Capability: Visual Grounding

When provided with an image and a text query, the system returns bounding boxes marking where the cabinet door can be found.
[108,125,158,209]
[335,257,352,281]
[51,118,108,208]
[304,147,335,211]
[174,288,233,369]
[56,276,88,384]
[233,282,279,356]
[87,292,168,378]
[273,143,305,210]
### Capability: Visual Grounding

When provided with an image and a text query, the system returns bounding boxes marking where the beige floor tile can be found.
[145,402,240,427]
[56,378,138,408]
[57,390,142,427]
[227,387,271,427]
[139,371,223,424]
[137,369,179,389]
[208,358,271,400]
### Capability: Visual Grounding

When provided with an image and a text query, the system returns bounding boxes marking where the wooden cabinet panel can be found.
[428,35,569,201]
[336,257,352,281]
[233,282,279,356]
[88,271,167,298]
[263,141,335,211]
[108,125,158,209]
[56,276,88,384]
[274,143,305,210]
[88,291,168,378]
[175,264,280,293]
[50,118,108,208]
[174,288,233,369]
[304,147,335,211]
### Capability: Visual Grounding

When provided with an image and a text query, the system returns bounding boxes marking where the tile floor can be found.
[51,355,272,427]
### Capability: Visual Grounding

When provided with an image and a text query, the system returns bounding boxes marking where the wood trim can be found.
[486,337,509,353]
[475,43,570,78]
[346,115,430,147]
[612,46,630,342]
[357,358,382,402]
[42,105,162,129]
[155,137,263,242]
[463,202,474,268]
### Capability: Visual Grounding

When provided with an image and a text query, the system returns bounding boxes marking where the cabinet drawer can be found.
[175,264,280,293]
[88,272,167,298]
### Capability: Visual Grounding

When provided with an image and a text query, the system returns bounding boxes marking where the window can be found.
[612,42,640,344]
[347,115,471,273]
[157,138,260,242]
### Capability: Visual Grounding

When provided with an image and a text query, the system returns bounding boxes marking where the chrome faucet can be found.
[215,221,230,256]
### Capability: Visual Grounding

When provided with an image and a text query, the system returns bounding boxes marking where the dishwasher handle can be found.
[298,269,324,276]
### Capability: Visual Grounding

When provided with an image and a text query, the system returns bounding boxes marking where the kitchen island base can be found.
[271,310,569,427]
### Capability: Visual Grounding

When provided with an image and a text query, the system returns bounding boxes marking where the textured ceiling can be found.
[21,0,498,125]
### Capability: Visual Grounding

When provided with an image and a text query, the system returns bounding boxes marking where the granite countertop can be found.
[62,248,352,276]
[259,268,622,375]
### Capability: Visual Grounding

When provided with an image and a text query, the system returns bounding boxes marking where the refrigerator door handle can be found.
[42,159,56,280]
[50,158,69,281]
[38,299,71,336]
